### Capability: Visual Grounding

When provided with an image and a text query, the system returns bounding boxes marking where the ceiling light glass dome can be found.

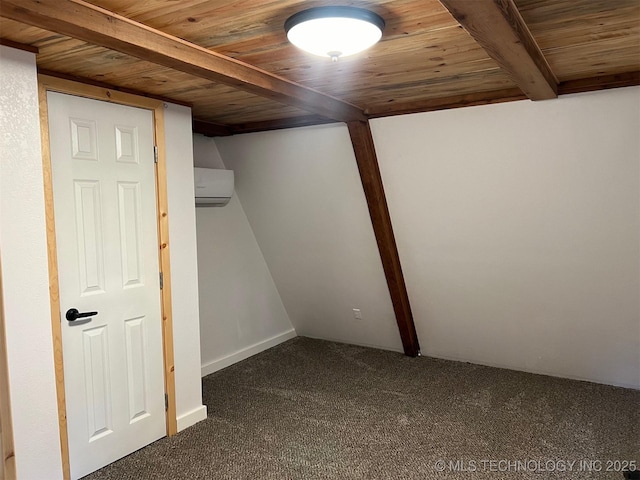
[285,7,385,61]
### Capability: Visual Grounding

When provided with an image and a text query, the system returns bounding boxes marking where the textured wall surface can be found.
[164,105,207,430]
[372,87,640,388]
[215,87,639,389]
[216,125,404,352]
[193,135,294,377]
[0,46,64,479]
[0,47,208,479]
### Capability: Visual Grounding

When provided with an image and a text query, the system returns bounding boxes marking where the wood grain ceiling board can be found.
[515,0,640,81]
[237,27,504,85]
[2,0,367,122]
[84,0,519,112]
[439,0,558,100]
[0,16,312,124]
[1,0,638,127]
[87,0,455,50]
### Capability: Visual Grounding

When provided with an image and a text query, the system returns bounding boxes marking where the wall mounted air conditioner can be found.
[194,167,234,207]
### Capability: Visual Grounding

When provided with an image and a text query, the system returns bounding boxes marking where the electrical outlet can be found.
[352,308,362,320]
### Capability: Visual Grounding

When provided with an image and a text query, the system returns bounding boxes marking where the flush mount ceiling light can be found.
[285,6,385,62]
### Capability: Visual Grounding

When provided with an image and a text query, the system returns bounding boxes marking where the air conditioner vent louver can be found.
[194,167,234,207]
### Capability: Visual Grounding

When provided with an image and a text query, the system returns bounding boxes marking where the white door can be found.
[47,92,166,479]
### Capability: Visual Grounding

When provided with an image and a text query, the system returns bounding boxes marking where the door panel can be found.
[117,181,144,287]
[124,315,149,422]
[83,325,112,441]
[47,92,166,479]
[74,180,105,295]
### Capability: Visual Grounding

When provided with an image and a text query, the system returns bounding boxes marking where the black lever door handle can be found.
[65,308,98,321]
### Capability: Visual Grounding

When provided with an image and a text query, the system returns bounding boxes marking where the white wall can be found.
[215,125,404,352]
[193,134,227,170]
[0,46,64,480]
[216,87,639,389]
[164,107,207,430]
[371,87,640,389]
[0,46,206,479]
[193,135,295,376]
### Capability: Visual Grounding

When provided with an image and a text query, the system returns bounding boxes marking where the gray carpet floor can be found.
[85,337,639,479]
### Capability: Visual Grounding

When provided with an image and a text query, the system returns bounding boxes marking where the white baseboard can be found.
[201,329,297,377]
[300,333,404,354]
[425,351,640,391]
[177,405,207,432]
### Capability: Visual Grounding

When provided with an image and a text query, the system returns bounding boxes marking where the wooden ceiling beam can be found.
[439,0,558,100]
[193,70,640,136]
[230,115,338,136]
[559,71,640,96]
[367,72,640,120]
[193,115,336,137]
[0,38,38,54]
[192,120,234,137]
[0,0,366,123]
[193,71,640,136]
[347,120,420,357]
[367,87,527,118]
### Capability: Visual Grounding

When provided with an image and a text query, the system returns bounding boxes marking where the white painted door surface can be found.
[47,92,166,479]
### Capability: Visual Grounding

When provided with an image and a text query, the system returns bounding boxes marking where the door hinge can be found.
[165,393,168,412]
[154,145,158,163]
[159,271,164,290]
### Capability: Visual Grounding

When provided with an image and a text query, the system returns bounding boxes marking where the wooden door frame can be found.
[37,75,178,480]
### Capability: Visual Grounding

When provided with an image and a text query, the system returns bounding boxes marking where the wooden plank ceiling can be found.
[0,0,638,133]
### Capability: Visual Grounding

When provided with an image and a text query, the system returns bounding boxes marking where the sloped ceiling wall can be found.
[216,125,404,352]
[373,87,640,388]
[215,86,639,388]
[193,135,295,374]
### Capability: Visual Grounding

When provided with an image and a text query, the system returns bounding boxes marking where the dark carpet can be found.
[84,337,639,479]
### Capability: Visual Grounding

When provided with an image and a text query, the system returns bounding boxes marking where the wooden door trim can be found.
[37,74,178,480]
